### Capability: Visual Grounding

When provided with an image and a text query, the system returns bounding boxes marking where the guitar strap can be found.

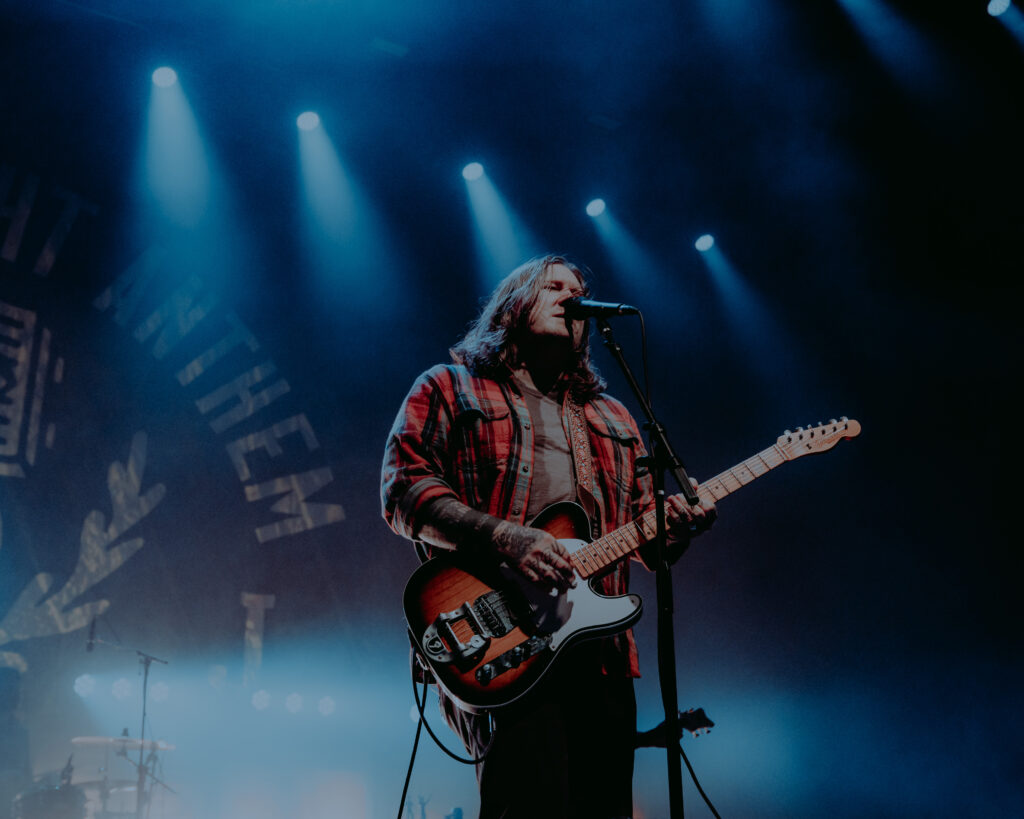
[566,398,604,534]
[566,398,594,494]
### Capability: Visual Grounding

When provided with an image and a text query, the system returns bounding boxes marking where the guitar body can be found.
[404,501,642,712]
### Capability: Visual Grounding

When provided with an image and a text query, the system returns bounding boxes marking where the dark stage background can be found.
[1,1,1021,817]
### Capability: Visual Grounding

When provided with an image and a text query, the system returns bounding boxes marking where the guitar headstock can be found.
[776,417,861,461]
[634,707,715,748]
[679,707,714,737]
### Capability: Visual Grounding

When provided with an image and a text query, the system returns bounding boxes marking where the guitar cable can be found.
[678,741,722,819]
[397,646,496,819]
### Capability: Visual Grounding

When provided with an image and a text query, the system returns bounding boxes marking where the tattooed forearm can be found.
[418,498,539,561]
[416,496,505,553]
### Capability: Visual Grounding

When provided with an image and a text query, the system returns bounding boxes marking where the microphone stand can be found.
[595,316,698,819]
[134,648,168,819]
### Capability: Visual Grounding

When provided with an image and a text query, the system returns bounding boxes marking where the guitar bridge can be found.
[421,591,515,666]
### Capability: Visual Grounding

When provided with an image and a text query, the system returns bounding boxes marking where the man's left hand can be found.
[665,479,717,542]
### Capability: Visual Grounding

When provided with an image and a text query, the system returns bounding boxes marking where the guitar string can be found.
[573,431,846,575]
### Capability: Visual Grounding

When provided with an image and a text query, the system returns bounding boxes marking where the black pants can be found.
[441,642,636,819]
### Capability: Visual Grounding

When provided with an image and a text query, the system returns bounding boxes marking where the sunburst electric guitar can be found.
[404,417,861,712]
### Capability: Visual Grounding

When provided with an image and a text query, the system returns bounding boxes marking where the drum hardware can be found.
[79,623,173,819]
[70,738,175,752]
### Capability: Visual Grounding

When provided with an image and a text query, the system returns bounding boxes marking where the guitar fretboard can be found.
[569,443,788,578]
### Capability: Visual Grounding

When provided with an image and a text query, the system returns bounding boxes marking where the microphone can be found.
[562,297,639,319]
[86,617,96,652]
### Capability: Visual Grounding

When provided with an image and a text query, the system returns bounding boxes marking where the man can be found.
[381,255,716,818]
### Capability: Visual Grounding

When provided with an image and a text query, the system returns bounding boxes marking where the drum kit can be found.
[10,633,176,819]
[12,737,175,819]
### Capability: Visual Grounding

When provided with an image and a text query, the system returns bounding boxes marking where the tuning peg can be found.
[795,426,804,432]
[829,418,837,424]
[840,415,848,421]
[783,429,792,436]
[816,421,823,427]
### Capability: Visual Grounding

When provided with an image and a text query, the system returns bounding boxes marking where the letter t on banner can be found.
[241,592,276,686]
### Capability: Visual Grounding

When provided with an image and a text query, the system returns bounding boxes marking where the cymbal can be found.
[71,737,175,751]
[73,779,137,791]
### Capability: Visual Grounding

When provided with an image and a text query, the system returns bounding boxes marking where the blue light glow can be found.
[297,121,407,314]
[462,162,484,181]
[463,168,542,286]
[586,198,606,217]
[112,678,133,700]
[586,208,677,311]
[298,123,357,245]
[695,234,715,252]
[144,74,211,227]
[285,693,303,714]
[252,689,271,711]
[152,67,177,88]
[74,674,96,697]
[834,0,943,100]
[990,2,1024,44]
[297,111,320,131]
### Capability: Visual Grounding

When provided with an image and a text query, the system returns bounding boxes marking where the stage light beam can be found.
[144,71,211,227]
[586,199,606,217]
[585,204,677,307]
[989,1,1024,45]
[462,164,542,287]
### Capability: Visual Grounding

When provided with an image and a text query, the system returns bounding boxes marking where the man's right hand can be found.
[492,522,577,592]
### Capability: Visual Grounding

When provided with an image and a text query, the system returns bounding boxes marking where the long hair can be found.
[450,255,606,402]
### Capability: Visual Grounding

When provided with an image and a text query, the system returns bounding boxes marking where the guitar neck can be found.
[570,442,786,578]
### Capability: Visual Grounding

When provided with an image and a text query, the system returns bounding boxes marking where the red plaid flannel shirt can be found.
[381,363,655,676]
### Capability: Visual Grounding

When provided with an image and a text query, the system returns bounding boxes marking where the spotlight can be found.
[585,199,606,218]
[297,111,321,131]
[318,697,336,716]
[695,234,715,252]
[285,693,303,714]
[112,678,133,701]
[988,0,1010,15]
[74,674,96,698]
[152,67,178,88]
[462,162,484,181]
[251,689,271,711]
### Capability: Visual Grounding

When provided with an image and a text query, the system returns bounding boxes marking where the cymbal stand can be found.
[88,628,172,818]
[134,649,167,819]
